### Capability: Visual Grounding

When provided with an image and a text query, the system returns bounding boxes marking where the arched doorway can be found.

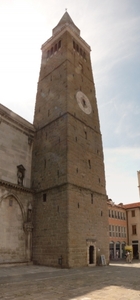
[0,195,26,263]
[89,245,94,264]
[116,242,120,259]
[86,239,96,266]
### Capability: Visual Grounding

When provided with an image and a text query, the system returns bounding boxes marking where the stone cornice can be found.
[33,182,107,198]
[41,25,90,53]
[0,103,35,137]
[0,179,33,193]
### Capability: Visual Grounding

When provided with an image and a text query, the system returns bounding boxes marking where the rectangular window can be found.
[132,225,137,235]
[83,51,86,59]
[47,50,50,58]
[109,225,112,236]
[76,44,79,52]
[131,210,135,217]
[109,210,111,217]
[51,47,53,55]
[54,43,57,52]
[112,210,114,218]
[124,227,126,237]
[80,48,83,56]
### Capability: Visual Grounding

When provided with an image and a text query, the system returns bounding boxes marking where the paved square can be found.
[0,261,140,299]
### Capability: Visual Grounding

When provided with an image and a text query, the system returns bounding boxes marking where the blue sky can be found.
[0,0,140,204]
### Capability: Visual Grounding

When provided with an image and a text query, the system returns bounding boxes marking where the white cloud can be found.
[104,147,140,204]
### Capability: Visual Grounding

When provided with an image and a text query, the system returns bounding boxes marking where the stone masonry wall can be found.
[67,184,109,267]
[0,184,33,263]
[33,186,68,267]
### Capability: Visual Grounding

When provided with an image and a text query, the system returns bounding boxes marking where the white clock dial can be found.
[76,91,92,114]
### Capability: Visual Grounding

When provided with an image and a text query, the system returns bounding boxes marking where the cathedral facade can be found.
[0,12,109,267]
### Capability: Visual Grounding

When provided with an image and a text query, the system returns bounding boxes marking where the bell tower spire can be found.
[52,11,80,36]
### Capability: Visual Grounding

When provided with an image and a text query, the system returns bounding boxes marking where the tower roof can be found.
[53,11,80,36]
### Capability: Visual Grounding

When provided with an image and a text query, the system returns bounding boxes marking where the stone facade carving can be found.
[17,165,25,186]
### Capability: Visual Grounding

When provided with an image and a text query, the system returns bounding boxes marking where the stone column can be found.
[24,222,33,261]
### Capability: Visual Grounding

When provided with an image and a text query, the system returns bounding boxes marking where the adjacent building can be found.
[123,202,140,259]
[0,103,35,264]
[108,199,127,259]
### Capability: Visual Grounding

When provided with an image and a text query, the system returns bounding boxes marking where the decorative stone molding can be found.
[23,222,33,233]
[28,136,34,145]
[0,178,33,193]
[17,165,25,186]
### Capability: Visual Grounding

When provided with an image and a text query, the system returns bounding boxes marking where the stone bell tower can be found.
[32,12,109,267]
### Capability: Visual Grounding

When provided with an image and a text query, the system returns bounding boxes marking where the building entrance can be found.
[133,244,138,259]
[89,245,94,264]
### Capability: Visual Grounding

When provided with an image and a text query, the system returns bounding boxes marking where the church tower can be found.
[32,12,109,267]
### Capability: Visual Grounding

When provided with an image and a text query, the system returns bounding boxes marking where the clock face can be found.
[76,91,92,114]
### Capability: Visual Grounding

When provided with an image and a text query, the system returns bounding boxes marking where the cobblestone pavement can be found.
[0,261,140,300]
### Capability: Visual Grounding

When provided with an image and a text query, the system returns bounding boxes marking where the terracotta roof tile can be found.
[123,202,140,209]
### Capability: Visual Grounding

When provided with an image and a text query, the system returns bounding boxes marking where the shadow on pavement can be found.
[0,261,140,299]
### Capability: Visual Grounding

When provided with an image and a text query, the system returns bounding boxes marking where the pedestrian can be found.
[129,251,133,263]
[126,251,129,263]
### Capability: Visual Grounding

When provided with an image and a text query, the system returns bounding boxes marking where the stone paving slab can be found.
[0,261,140,300]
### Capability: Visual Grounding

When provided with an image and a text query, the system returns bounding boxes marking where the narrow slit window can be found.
[91,194,93,204]
[88,160,91,169]
[43,193,46,202]
[44,159,46,168]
